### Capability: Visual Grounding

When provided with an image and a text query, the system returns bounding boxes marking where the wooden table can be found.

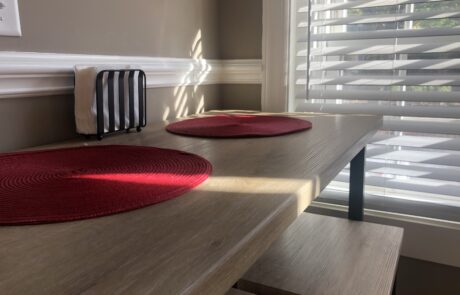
[0,112,381,295]
[239,213,403,295]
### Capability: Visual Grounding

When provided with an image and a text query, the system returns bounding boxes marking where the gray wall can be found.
[220,85,261,111]
[0,0,263,152]
[0,0,223,152]
[0,86,221,152]
[218,0,263,112]
[218,0,262,60]
[0,0,220,58]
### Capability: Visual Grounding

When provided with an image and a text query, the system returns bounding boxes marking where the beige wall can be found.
[0,86,221,152]
[0,0,220,58]
[0,0,264,151]
[220,85,261,111]
[0,0,223,151]
[218,0,263,111]
[218,0,262,59]
[0,95,75,152]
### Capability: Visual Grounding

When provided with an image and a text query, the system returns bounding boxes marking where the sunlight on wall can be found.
[197,95,205,113]
[191,30,203,60]
[162,106,171,121]
[165,29,212,120]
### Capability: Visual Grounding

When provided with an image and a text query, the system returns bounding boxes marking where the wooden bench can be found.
[226,288,255,295]
[238,213,403,295]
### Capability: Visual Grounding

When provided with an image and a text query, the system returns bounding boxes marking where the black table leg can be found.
[348,147,366,221]
[392,273,398,295]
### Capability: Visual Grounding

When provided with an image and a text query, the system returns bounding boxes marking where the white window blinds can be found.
[291,0,460,214]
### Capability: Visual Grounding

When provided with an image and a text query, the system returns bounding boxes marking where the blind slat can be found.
[295,102,460,118]
[372,132,460,152]
[383,117,460,135]
[299,89,460,103]
[305,11,460,27]
[333,173,460,198]
[303,27,460,41]
[367,145,460,167]
[362,160,460,183]
[304,59,460,70]
[303,75,460,86]
[304,41,460,56]
[305,0,448,13]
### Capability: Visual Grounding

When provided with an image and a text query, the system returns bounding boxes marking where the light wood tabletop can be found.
[239,213,403,295]
[0,112,382,295]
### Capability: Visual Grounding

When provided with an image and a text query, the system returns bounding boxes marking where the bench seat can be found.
[226,288,255,295]
[238,213,403,295]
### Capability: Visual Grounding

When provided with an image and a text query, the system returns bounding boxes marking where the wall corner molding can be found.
[262,0,290,113]
[0,52,263,99]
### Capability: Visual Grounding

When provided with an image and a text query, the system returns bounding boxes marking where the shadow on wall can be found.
[0,94,76,152]
[159,29,218,122]
[146,84,220,125]
[0,30,221,152]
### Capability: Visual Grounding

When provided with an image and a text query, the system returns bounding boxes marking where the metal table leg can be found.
[348,147,366,221]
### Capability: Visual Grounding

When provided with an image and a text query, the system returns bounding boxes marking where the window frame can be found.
[262,0,291,112]
[263,0,460,268]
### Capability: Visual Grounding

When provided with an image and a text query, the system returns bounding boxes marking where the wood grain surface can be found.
[240,213,404,295]
[226,288,255,295]
[0,112,381,295]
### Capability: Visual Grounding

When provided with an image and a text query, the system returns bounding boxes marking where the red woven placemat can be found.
[0,145,211,225]
[166,115,312,138]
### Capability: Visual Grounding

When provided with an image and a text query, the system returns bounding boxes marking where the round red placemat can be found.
[0,145,211,225]
[166,115,312,138]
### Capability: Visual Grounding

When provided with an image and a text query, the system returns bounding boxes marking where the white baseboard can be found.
[0,52,263,99]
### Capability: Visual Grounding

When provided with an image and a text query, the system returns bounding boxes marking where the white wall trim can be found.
[0,52,263,99]
[261,0,290,112]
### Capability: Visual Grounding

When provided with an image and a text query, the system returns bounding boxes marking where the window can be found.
[290,0,460,221]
